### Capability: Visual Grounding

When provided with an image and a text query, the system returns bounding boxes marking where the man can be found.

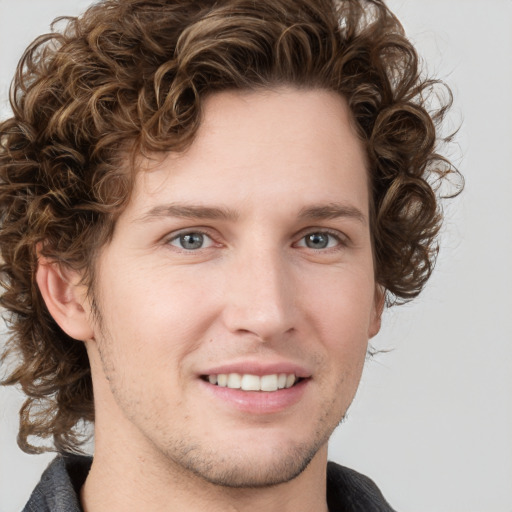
[0,0,459,510]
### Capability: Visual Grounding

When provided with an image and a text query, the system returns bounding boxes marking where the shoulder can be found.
[326,461,396,512]
[22,453,92,512]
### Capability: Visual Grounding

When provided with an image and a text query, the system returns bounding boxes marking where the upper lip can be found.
[199,360,312,379]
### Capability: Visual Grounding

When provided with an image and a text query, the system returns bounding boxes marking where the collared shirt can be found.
[22,454,396,511]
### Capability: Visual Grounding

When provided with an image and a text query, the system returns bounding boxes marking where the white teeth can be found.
[241,374,260,391]
[260,374,278,392]
[285,374,295,388]
[208,373,297,391]
[227,373,241,388]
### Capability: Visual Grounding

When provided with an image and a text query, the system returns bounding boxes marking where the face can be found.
[85,88,382,488]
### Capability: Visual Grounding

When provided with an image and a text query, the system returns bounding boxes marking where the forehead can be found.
[129,87,369,220]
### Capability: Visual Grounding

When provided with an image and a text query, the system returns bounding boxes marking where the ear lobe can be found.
[36,258,94,342]
[368,285,385,339]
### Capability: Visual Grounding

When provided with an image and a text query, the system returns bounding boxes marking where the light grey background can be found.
[0,1,511,511]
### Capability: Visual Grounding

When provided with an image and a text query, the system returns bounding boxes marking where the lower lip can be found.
[200,379,309,414]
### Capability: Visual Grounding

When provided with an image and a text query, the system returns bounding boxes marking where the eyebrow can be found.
[133,202,366,225]
[298,203,367,225]
[133,203,240,223]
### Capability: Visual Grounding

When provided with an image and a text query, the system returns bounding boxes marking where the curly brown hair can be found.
[0,0,461,454]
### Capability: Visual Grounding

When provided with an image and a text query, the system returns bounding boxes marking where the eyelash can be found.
[165,228,347,252]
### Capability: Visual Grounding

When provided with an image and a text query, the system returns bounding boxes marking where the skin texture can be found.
[37,87,383,512]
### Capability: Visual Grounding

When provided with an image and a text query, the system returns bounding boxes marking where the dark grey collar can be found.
[23,453,90,512]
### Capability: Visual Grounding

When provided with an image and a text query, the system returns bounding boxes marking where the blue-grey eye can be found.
[298,232,339,249]
[306,233,328,249]
[169,232,213,250]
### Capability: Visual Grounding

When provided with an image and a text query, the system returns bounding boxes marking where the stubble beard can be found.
[157,428,332,489]
[99,347,347,489]
[93,306,348,490]
[100,352,345,490]
[137,384,347,490]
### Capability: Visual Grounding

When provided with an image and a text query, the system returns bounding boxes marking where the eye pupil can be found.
[180,233,204,250]
[306,233,329,249]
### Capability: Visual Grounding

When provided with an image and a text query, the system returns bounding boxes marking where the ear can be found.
[36,257,94,342]
[368,285,385,339]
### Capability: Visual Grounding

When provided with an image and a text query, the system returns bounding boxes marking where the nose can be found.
[221,246,297,342]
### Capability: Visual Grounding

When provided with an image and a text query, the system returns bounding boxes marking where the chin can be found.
[178,442,321,488]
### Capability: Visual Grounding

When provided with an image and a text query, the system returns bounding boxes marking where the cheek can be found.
[299,267,375,400]
[96,263,222,367]
[301,267,376,343]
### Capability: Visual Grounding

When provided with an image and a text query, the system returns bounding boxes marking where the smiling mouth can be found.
[202,373,305,392]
